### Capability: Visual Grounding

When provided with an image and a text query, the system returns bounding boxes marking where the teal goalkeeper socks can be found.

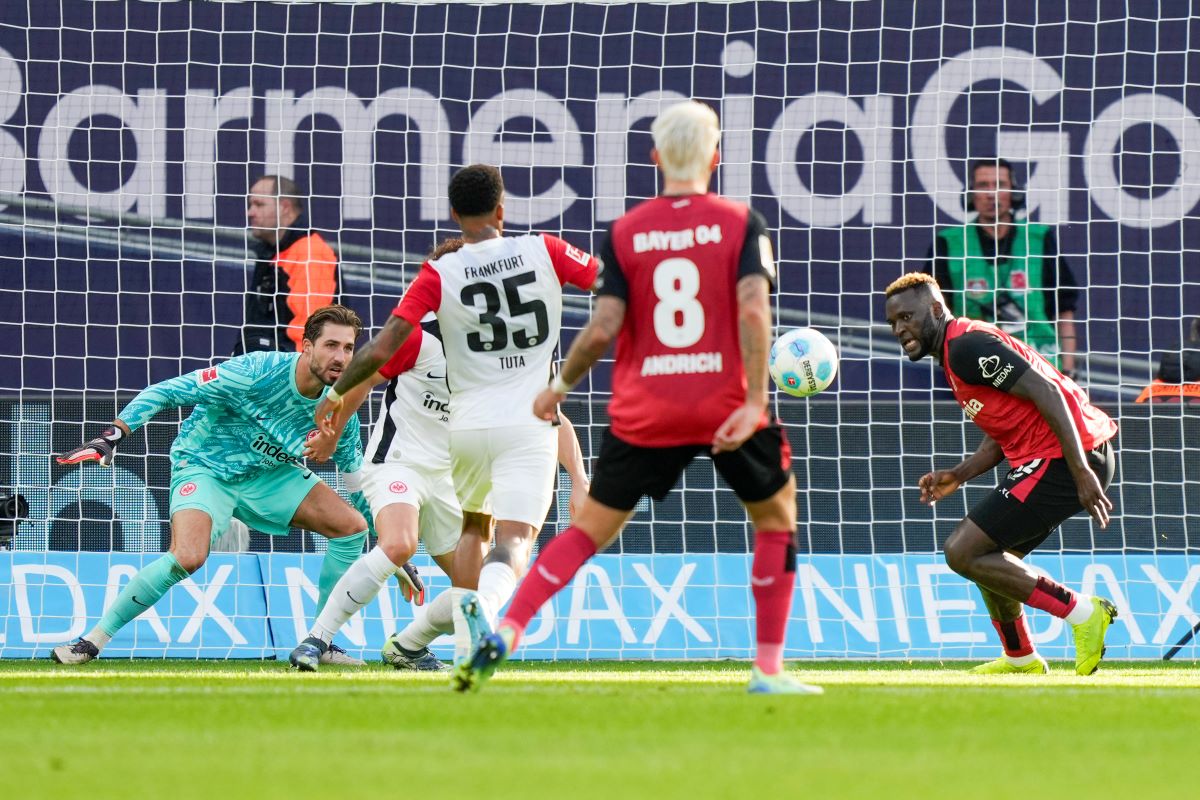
[97,553,190,637]
[317,531,367,615]
[93,533,368,640]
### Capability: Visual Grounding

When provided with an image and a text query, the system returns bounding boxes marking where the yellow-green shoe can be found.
[969,654,1049,675]
[1072,597,1118,676]
[747,667,824,695]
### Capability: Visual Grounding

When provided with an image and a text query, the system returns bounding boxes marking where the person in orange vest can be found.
[1136,318,1200,404]
[236,175,340,355]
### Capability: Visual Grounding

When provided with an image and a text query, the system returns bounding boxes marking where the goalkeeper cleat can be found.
[382,639,448,672]
[969,654,1050,675]
[452,630,511,693]
[289,637,327,672]
[56,426,124,467]
[747,667,824,695]
[51,638,100,665]
[396,562,426,606]
[319,643,365,667]
[1072,596,1118,676]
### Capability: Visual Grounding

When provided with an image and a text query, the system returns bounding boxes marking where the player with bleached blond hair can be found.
[457,100,822,695]
[649,99,723,181]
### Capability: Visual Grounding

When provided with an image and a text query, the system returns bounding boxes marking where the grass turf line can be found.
[2,660,1198,799]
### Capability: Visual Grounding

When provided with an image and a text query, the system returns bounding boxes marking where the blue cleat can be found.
[457,591,492,651]
[289,637,326,672]
[452,629,512,693]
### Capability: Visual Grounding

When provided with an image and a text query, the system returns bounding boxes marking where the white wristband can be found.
[325,386,342,403]
[550,374,574,394]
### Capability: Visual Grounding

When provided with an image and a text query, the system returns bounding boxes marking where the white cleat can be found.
[51,638,100,665]
[319,643,366,666]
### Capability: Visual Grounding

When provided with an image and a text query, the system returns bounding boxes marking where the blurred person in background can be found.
[236,175,339,355]
[925,158,1080,377]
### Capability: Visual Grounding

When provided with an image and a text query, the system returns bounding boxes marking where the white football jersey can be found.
[364,324,451,471]
[394,233,598,431]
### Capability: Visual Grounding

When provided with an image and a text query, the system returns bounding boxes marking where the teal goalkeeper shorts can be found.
[169,464,319,542]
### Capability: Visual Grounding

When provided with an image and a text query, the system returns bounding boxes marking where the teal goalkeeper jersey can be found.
[117,351,362,482]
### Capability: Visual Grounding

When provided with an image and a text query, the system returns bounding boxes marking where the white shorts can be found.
[361,462,463,557]
[450,425,558,529]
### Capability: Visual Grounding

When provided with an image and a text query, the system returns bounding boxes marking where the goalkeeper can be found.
[51,305,418,665]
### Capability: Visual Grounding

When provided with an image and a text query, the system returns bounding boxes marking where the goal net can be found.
[1,0,1197,661]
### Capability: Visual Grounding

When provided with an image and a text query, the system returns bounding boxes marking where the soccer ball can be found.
[769,328,838,398]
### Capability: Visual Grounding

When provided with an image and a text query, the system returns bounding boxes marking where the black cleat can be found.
[382,639,448,671]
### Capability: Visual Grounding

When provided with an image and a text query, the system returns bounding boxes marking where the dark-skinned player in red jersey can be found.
[885,272,1119,675]
[455,100,822,695]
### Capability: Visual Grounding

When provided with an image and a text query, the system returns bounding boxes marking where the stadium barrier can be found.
[2,551,1198,661]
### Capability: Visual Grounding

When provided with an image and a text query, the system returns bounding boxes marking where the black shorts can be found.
[589,425,793,512]
[967,439,1117,552]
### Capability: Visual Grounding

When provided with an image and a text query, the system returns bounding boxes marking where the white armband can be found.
[550,374,575,394]
[342,469,363,493]
[325,386,342,403]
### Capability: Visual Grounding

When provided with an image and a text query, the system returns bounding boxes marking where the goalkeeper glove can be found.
[57,426,124,467]
[395,562,425,606]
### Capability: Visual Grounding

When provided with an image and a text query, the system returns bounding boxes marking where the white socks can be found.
[449,587,472,664]
[85,628,112,649]
[448,564,518,662]
[309,546,397,643]
[1005,651,1041,667]
[444,566,518,666]
[476,561,517,627]
[394,589,455,652]
[1066,594,1095,625]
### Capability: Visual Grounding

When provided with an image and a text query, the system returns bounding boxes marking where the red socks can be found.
[991,615,1035,658]
[752,531,797,675]
[500,526,798,672]
[1025,576,1079,619]
[499,526,597,648]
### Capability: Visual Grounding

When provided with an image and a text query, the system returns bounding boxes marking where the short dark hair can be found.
[303,304,362,344]
[969,158,1017,188]
[448,164,504,217]
[255,174,306,215]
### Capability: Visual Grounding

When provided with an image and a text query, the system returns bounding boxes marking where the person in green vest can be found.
[925,158,1079,376]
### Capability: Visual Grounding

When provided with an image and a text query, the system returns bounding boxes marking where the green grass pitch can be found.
[2,659,1198,799]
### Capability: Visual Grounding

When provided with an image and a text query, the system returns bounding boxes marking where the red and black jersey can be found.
[598,193,776,447]
[941,317,1117,465]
